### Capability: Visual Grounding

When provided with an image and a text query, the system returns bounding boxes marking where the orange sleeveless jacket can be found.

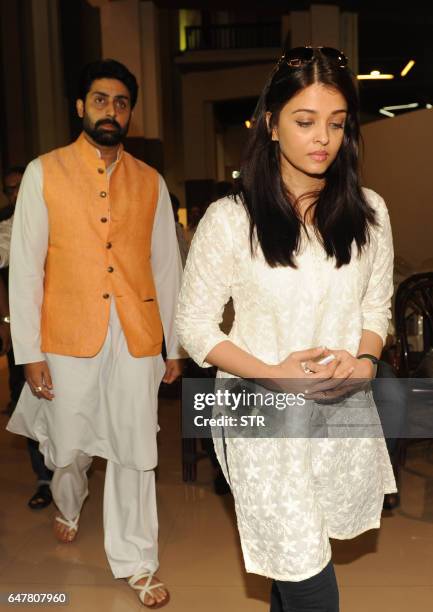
[39,133,163,357]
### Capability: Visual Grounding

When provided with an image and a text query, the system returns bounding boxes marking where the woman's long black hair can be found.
[236,48,376,268]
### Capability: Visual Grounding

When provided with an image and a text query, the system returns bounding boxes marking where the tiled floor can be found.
[1,358,433,611]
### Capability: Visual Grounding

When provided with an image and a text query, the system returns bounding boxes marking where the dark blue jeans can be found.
[270,562,339,612]
[27,438,52,483]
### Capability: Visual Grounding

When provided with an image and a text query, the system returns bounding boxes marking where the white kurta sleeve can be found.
[176,199,234,367]
[361,194,394,343]
[151,175,184,359]
[9,158,49,364]
[0,216,13,268]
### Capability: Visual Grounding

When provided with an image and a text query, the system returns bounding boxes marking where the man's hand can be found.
[0,322,11,356]
[24,361,54,400]
[162,358,184,384]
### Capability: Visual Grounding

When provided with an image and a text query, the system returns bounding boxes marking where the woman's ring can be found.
[34,386,43,392]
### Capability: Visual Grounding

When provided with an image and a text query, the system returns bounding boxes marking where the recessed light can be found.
[383,103,419,111]
[401,60,415,77]
[357,73,394,80]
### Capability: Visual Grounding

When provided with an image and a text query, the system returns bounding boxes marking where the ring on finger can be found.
[34,386,43,392]
[302,362,312,374]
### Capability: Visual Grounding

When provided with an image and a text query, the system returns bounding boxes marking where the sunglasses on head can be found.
[278,46,348,69]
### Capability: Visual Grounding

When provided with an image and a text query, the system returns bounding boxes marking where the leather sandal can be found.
[127,571,170,608]
[28,484,52,510]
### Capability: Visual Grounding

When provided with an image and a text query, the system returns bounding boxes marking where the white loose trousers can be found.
[8,301,165,577]
[52,452,158,578]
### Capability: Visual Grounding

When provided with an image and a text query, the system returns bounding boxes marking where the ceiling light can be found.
[401,60,415,77]
[383,103,419,111]
[357,72,394,80]
[379,109,395,117]
[245,120,252,128]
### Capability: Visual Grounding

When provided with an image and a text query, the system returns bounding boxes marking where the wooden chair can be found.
[181,362,217,482]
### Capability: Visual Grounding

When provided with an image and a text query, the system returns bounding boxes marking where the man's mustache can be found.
[95,119,122,131]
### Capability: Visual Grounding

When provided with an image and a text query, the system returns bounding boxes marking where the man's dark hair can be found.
[3,166,25,181]
[77,59,138,109]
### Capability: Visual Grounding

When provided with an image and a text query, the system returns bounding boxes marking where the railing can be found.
[185,22,281,52]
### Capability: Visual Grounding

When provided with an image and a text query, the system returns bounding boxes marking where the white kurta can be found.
[176,190,397,581]
[7,155,183,472]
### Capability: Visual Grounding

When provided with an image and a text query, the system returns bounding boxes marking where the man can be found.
[1,168,24,382]
[1,167,53,509]
[1,166,25,221]
[169,192,189,267]
[7,59,183,608]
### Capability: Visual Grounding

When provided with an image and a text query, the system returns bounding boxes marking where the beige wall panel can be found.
[361,109,433,269]
[100,0,144,137]
[182,62,273,180]
[311,4,340,48]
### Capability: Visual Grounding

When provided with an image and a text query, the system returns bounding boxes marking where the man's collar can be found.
[75,132,124,167]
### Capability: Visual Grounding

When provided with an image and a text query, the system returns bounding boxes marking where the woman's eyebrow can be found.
[292,108,317,114]
[292,108,348,115]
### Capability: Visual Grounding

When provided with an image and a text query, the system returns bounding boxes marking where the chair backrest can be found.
[394,273,433,376]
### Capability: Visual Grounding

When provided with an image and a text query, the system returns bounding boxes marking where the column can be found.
[30,0,69,154]
[0,0,69,165]
[98,0,164,170]
[289,4,358,73]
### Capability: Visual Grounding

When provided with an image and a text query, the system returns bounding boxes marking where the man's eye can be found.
[94,97,105,105]
[296,121,313,128]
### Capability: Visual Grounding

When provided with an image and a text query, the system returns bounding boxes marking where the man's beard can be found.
[82,115,129,146]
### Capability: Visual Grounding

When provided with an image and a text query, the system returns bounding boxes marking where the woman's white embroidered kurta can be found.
[176,189,397,581]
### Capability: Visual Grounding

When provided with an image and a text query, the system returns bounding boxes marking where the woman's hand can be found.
[273,347,334,378]
[305,349,375,401]
[264,347,354,395]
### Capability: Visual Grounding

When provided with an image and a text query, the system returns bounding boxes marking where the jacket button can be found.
[103,293,110,299]
[101,217,108,223]
[100,191,107,198]
[107,266,114,273]
[106,242,112,249]
[98,168,104,174]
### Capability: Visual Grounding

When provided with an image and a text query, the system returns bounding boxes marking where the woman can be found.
[176,47,396,611]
